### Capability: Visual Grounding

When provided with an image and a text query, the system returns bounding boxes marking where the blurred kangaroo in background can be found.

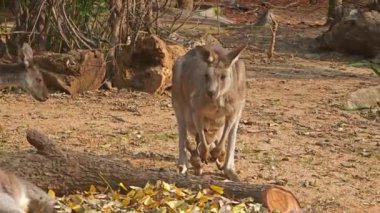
[0,43,49,102]
[171,44,247,181]
[0,168,55,213]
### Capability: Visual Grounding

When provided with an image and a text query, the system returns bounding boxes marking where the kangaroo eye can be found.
[220,75,226,80]
[205,74,210,81]
[36,78,42,83]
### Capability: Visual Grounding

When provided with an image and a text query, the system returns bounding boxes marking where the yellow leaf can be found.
[133,189,145,200]
[88,185,96,194]
[66,201,74,208]
[47,189,55,199]
[87,194,95,200]
[210,206,218,213]
[232,203,246,213]
[130,186,143,190]
[209,202,220,213]
[119,182,128,191]
[158,207,168,213]
[70,195,84,205]
[188,206,201,213]
[175,188,186,197]
[144,182,152,189]
[140,195,155,206]
[162,191,171,197]
[195,191,204,199]
[199,195,209,204]
[121,197,131,206]
[210,184,224,194]
[144,182,155,195]
[112,191,120,200]
[127,189,136,198]
[161,181,171,191]
[166,200,184,210]
[71,204,82,213]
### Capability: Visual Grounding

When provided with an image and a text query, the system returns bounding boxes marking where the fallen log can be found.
[0,129,301,212]
[34,50,106,95]
[112,35,187,94]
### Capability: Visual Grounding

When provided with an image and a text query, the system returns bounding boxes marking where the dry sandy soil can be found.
[0,1,379,212]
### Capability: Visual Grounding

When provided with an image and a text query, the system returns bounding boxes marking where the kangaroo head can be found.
[20,43,49,102]
[195,44,246,100]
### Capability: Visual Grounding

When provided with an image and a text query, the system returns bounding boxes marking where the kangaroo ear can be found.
[195,45,216,64]
[21,43,34,67]
[226,44,247,67]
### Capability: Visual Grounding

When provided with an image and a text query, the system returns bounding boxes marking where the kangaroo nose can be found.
[207,91,215,98]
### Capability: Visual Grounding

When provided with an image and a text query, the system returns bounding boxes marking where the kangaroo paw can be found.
[216,158,225,170]
[197,143,210,164]
[177,164,188,174]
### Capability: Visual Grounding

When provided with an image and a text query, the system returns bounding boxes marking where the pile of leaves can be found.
[51,180,268,213]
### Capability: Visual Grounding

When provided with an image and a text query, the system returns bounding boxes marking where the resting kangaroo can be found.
[172,44,246,181]
[0,168,55,213]
[0,43,49,102]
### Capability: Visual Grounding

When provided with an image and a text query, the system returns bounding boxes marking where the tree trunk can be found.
[177,0,193,10]
[327,0,343,25]
[0,129,302,213]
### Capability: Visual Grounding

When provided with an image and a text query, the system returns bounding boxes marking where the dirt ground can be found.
[0,1,380,213]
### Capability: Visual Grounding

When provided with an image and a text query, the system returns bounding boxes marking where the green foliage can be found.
[347,60,380,77]
[0,0,15,9]
[73,0,108,27]
[370,63,380,77]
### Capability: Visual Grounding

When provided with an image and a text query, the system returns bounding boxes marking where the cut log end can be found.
[34,50,106,95]
[265,186,301,212]
[26,129,64,157]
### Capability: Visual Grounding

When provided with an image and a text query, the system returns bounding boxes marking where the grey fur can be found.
[0,168,55,213]
[0,43,49,102]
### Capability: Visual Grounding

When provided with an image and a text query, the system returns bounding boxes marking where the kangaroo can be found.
[0,43,49,102]
[171,44,246,181]
[0,168,30,213]
[0,168,55,213]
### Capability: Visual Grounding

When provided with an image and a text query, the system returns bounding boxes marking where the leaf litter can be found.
[52,180,269,213]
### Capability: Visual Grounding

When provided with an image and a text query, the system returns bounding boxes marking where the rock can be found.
[346,85,380,110]
[318,10,380,57]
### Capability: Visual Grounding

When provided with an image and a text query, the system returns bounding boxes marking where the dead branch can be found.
[267,13,278,59]
[28,0,46,42]
[262,0,300,9]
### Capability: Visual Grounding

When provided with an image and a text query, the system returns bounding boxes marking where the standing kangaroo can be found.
[0,43,49,102]
[172,44,246,181]
[0,168,55,213]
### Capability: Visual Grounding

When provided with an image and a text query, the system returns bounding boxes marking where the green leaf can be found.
[347,60,371,68]
[370,63,380,77]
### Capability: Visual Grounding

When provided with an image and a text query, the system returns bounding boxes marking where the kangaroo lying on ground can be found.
[171,44,247,181]
[0,43,49,102]
[0,168,55,213]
